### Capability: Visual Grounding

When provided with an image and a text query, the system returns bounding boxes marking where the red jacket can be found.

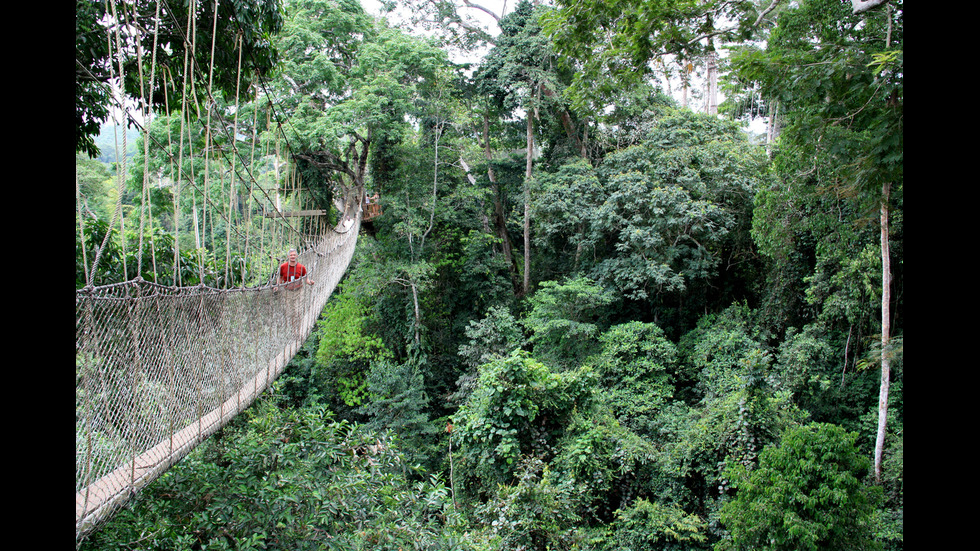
[279,262,307,290]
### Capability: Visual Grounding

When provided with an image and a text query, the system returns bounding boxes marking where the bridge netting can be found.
[75,212,360,539]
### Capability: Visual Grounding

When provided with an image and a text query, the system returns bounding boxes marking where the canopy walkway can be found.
[75,208,361,539]
[75,0,375,541]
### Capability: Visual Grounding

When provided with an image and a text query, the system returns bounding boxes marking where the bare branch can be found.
[753,0,784,27]
[851,0,890,14]
[460,0,502,23]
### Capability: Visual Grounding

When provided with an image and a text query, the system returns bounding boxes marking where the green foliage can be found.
[76,216,123,288]
[659,303,809,536]
[597,498,708,551]
[771,323,867,422]
[75,154,114,219]
[532,159,607,276]
[317,289,392,366]
[875,427,903,550]
[357,359,440,470]
[523,276,617,368]
[590,84,679,153]
[599,171,728,296]
[475,457,587,551]
[458,305,525,371]
[475,1,556,115]
[678,303,764,401]
[543,0,769,114]
[452,229,519,309]
[311,276,394,412]
[735,0,903,344]
[75,0,111,158]
[717,422,882,551]
[594,112,763,300]
[591,321,677,433]
[454,305,526,405]
[452,350,592,495]
[548,408,656,523]
[806,241,882,329]
[277,0,449,156]
[532,110,766,325]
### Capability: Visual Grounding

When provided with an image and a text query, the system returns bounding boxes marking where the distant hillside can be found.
[93,122,140,165]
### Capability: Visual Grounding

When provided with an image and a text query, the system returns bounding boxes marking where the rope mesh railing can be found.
[75,211,361,540]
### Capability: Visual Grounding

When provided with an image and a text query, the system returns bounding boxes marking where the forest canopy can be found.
[77,0,902,549]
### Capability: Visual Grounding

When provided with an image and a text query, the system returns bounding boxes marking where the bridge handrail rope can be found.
[76,0,364,540]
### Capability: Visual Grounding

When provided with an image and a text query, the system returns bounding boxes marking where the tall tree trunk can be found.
[766,101,780,159]
[482,116,521,293]
[873,9,896,484]
[410,280,421,346]
[874,181,892,482]
[681,60,691,109]
[523,106,535,296]
[706,51,719,115]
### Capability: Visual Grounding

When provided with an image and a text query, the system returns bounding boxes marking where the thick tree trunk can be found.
[874,181,892,482]
[539,84,585,157]
[706,51,719,115]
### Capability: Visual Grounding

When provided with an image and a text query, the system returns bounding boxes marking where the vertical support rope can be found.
[146,0,163,284]
[77,173,91,287]
[123,0,149,280]
[89,0,128,286]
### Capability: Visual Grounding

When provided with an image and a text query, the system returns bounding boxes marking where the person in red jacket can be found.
[277,248,314,338]
[278,248,314,290]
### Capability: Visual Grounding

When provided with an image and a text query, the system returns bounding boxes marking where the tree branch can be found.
[460,0,502,23]
[851,0,890,14]
[684,0,785,47]
[294,152,356,179]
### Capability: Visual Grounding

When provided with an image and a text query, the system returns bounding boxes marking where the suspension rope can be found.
[87,0,127,287]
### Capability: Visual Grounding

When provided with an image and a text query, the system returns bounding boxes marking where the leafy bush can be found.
[591,321,677,434]
[523,276,617,368]
[452,350,592,496]
[596,498,708,551]
[475,456,586,551]
[717,422,882,551]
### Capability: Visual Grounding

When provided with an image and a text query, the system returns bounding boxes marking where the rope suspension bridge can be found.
[75,0,371,541]
[75,220,360,537]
